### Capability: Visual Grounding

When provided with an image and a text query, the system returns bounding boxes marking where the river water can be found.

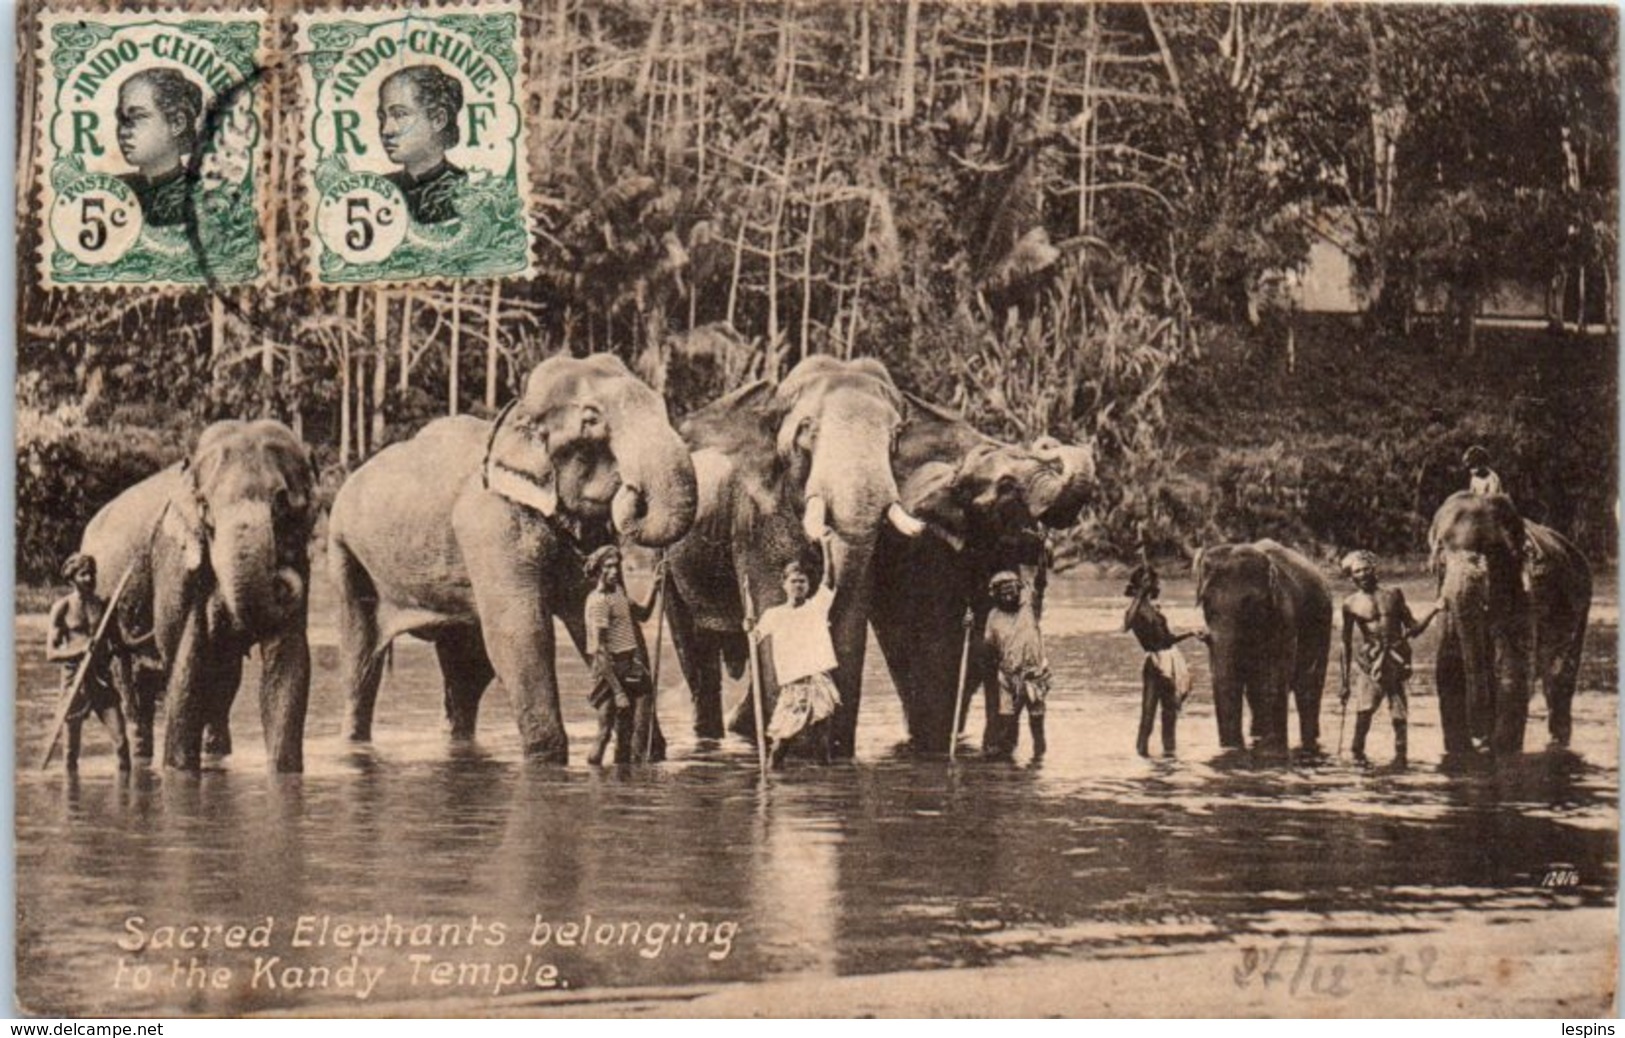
[12,573,1618,1016]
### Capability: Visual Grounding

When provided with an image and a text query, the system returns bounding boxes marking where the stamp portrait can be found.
[33,9,267,288]
[295,3,531,284]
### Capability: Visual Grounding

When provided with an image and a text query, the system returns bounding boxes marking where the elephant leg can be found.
[1209,653,1245,750]
[164,609,222,771]
[674,624,726,740]
[629,691,666,763]
[435,629,495,741]
[1294,654,1327,754]
[476,605,568,762]
[1436,632,1471,754]
[201,652,245,758]
[334,545,386,742]
[260,625,311,773]
[1545,620,1586,747]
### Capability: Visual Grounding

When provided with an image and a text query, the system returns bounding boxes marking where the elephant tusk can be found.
[886,502,927,538]
[802,495,830,542]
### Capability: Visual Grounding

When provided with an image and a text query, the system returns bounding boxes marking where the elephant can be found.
[868,394,1096,753]
[327,354,697,762]
[1429,491,1591,755]
[1194,539,1333,754]
[79,419,317,772]
[664,355,929,757]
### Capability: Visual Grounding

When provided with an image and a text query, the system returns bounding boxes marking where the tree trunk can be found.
[485,282,502,410]
[372,289,388,447]
[339,291,351,468]
[449,282,462,416]
[897,0,920,140]
[398,290,413,393]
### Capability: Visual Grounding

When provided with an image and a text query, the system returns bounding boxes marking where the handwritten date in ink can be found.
[1234,938,1470,997]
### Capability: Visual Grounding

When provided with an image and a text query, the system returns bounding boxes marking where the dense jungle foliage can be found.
[15,3,1619,584]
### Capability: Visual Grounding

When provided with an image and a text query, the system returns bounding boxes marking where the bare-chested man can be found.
[1339,550,1442,766]
[46,554,133,771]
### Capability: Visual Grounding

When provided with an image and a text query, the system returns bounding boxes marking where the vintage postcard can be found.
[295,3,532,285]
[11,0,1619,1020]
[31,9,267,288]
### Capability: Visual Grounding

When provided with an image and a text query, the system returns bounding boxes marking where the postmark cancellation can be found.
[295,3,531,285]
[34,9,268,289]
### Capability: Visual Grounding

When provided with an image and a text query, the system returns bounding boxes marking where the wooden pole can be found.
[485,283,501,410]
[645,560,667,760]
[949,608,973,760]
[449,282,462,416]
[372,289,388,446]
[740,576,769,775]
[40,504,168,769]
[339,291,351,466]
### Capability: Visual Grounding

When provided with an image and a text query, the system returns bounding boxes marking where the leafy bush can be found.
[16,405,181,585]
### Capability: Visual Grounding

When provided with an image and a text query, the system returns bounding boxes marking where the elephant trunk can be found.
[804,420,922,543]
[211,500,286,638]
[1029,437,1096,526]
[1207,638,1246,749]
[608,401,698,548]
[1441,549,1496,743]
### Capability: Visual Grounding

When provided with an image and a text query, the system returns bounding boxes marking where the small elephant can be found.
[79,420,317,772]
[1195,539,1332,754]
[665,356,929,757]
[328,354,697,761]
[1430,491,1591,755]
[870,394,1096,753]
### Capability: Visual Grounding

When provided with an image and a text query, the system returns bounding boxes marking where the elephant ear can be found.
[481,398,560,517]
[896,391,995,469]
[163,461,208,574]
[898,460,967,551]
[680,380,775,455]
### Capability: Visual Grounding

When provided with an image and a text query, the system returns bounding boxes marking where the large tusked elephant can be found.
[80,420,316,772]
[1429,491,1591,755]
[664,356,928,756]
[870,394,1096,753]
[328,354,697,762]
[1195,540,1332,753]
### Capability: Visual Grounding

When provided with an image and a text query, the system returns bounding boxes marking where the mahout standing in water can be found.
[981,570,1051,760]
[46,554,137,771]
[1122,564,1207,757]
[583,545,666,766]
[1338,550,1441,766]
[750,544,841,768]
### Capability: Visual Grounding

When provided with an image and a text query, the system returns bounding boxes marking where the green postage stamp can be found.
[296,3,531,284]
[34,10,267,288]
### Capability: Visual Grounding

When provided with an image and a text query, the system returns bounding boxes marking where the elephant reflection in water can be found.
[1429,491,1591,756]
[328,355,698,762]
[80,420,317,772]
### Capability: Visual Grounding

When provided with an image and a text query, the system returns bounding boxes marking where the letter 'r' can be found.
[333,110,366,155]
[72,111,104,157]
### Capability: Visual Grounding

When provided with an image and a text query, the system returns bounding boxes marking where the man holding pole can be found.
[583,546,666,766]
[46,554,133,772]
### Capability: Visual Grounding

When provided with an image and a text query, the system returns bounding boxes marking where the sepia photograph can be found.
[10,0,1619,1019]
